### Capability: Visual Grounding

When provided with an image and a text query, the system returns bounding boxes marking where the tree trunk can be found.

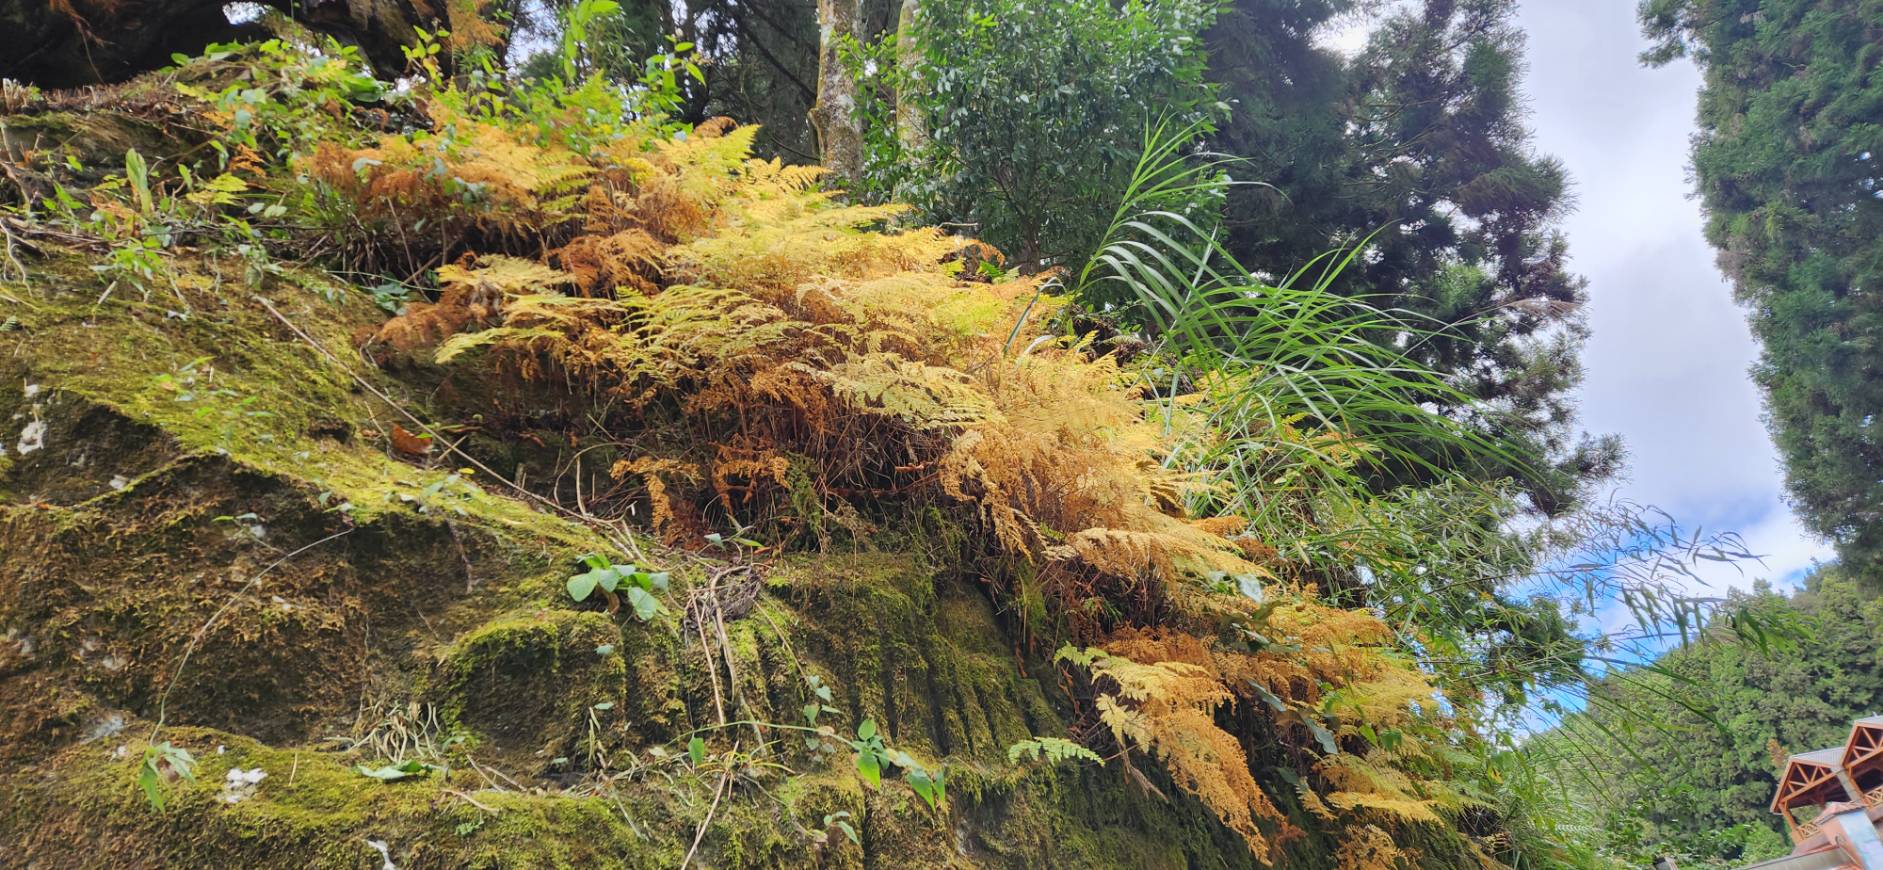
[894,0,925,155]
[809,0,865,188]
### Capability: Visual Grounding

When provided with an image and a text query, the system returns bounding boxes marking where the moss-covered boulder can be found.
[0,252,1255,867]
[427,609,626,766]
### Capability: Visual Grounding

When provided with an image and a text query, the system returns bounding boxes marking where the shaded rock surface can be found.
[0,248,1254,866]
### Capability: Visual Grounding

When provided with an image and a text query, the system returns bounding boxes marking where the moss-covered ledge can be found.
[0,253,1257,868]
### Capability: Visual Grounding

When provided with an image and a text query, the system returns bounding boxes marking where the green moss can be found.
[0,249,1267,866]
[0,727,681,869]
[2,248,613,555]
[0,110,198,203]
[0,248,642,732]
[764,554,1056,765]
[427,609,627,768]
[613,607,689,745]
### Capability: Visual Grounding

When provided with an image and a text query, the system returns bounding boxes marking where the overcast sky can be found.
[1510,1,1835,593]
[1322,4,1833,594]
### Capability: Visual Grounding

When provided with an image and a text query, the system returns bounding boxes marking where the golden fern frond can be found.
[1298,781,1339,822]
[1335,824,1408,870]
[1335,667,1441,734]
[1323,790,1445,826]
[1153,705,1289,862]
[712,440,792,510]
[1317,752,1454,826]
[1095,694,1152,749]
[1053,524,1252,579]
[437,255,575,296]
[435,326,566,363]
[1189,515,1248,538]
[1061,645,1292,861]
[612,457,704,542]
[555,229,667,294]
[737,156,827,192]
[655,120,759,178]
[815,352,996,430]
[443,0,506,49]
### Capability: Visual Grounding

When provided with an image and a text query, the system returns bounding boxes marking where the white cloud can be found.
[1313,3,1830,596]
[1511,0,1830,591]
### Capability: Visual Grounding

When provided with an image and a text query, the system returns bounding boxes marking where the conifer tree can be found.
[1210,0,1618,514]
[1641,0,1883,567]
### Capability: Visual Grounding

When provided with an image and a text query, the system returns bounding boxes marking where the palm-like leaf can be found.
[1075,118,1521,544]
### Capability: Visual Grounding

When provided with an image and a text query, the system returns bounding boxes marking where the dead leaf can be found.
[390,424,434,458]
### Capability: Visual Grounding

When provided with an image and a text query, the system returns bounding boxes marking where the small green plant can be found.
[153,357,278,453]
[556,0,622,82]
[703,522,764,556]
[821,810,859,846]
[123,148,154,214]
[174,37,390,158]
[1006,736,1102,766]
[354,759,441,781]
[67,147,279,298]
[398,470,478,516]
[848,718,946,810]
[138,741,197,809]
[367,279,419,314]
[583,700,616,770]
[567,553,668,621]
[674,677,943,812]
[800,674,839,725]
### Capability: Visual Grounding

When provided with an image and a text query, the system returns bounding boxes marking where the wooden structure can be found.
[1773,718,1883,844]
[1843,717,1883,792]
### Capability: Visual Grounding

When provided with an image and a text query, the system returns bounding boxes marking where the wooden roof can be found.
[1792,747,1846,767]
[1842,717,1883,770]
[1772,747,1850,814]
[1769,715,1883,847]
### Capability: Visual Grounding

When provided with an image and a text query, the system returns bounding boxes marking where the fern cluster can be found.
[285,66,1528,864]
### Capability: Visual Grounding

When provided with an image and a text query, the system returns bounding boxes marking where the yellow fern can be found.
[1335,824,1409,870]
[436,255,575,296]
[1318,751,1463,826]
[816,352,995,430]
[320,110,1494,856]
[1062,644,1294,861]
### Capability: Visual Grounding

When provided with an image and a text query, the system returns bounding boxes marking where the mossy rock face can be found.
[0,452,372,745]
[1,728,682,869]
[0,384,180,505]
[0,384,563,748]
[0,254,1257,867]
[428,609,627,767]
[0,108,206,205]
[761,555,1062,765]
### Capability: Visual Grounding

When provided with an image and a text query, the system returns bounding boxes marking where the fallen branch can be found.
[444,789,501,814]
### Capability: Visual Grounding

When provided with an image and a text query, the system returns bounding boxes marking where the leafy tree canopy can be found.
[850,0,1223,270]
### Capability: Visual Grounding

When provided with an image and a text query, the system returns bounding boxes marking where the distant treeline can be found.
[1540,566,1882,864]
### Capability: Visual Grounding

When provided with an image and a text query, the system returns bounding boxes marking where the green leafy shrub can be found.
[566,553,669,621]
